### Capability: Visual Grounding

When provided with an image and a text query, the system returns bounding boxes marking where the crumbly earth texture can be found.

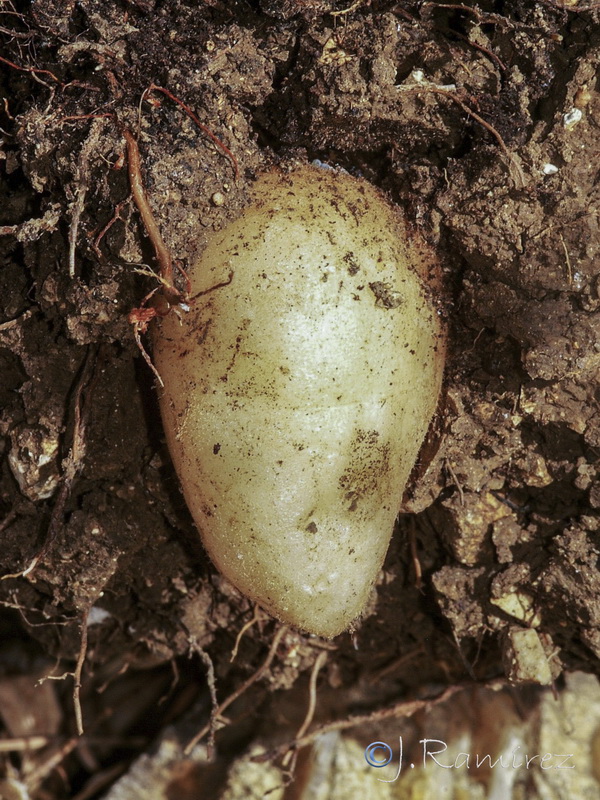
[1,1,599,797]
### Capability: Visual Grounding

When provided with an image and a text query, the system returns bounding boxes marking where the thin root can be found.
[2,346,100,581]
[445,459,465,505]
[396,80,526,188]
[0,52,61,87]
[68,117,107,278]
[144,83,239,179]
[185,625,287,754]
[282,651,328,769]
[132,324,164,387]
[330,0,365,16]
[123,128,174,287]
[559,233,573,284]
[256,683,476,764]
[408,518,423,591]
[92,198,129,259]
[231,606,262,662]
[187,639,219,758]
[73,608,90,736]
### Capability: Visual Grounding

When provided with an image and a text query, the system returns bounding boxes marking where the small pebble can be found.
[563,108,583,129]
[211,191,225,207]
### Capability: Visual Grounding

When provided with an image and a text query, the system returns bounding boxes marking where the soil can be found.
[1,1,600,797]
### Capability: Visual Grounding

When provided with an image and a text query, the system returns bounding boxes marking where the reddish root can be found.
[0,53,61,85]
[91,199,129,260]
[132,324,164,387]
[143,83,239,179]
[123,128,175,288]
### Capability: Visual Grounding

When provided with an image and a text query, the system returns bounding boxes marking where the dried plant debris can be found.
[1,1,600,797]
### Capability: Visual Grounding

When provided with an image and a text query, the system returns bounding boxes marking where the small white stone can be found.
[87,607,112,626]
[542,163,559,175]
[563,108,583,129]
